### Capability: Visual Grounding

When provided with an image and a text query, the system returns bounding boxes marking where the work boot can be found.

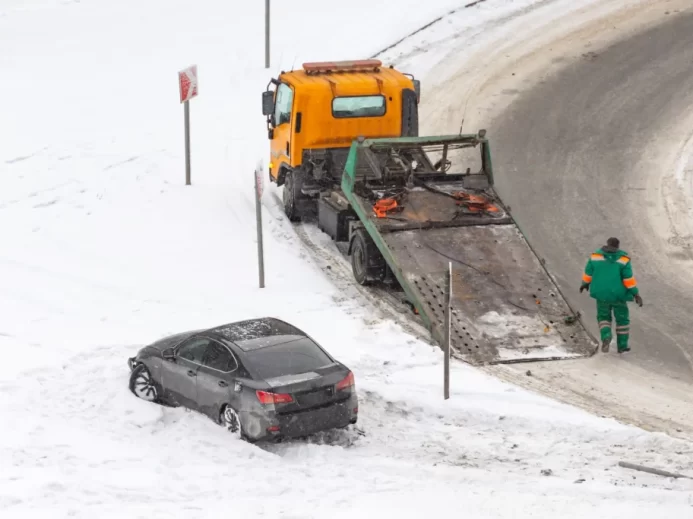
[601,337,611,353]
[618,347,631,354]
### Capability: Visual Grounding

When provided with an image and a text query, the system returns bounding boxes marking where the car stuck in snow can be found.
[127,317,358,442]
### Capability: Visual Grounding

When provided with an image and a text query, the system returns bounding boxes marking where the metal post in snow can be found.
[444,261,451,399]
[265,0,270,68]
[178,65,197,185]
[184,100,191,185]
[255,164,265,288]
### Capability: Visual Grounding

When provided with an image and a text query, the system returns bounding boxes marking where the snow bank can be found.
[2,0,693,517]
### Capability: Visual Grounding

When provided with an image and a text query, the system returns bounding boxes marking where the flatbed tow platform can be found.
[317,134,596,365]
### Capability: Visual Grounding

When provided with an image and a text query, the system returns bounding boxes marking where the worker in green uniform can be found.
[579,237,643,353]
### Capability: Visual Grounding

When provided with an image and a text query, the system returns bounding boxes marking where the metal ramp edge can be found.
[382,226,597,366]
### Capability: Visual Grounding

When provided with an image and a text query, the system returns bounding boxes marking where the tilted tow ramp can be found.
[338,134,597,365]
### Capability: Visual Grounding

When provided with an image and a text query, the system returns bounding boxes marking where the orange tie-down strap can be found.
[373,198,399,218]
[451,192,500,213]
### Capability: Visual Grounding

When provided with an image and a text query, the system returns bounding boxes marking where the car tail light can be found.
[267,425,280,433]
[336,371,355,391]
[256,390,293,405]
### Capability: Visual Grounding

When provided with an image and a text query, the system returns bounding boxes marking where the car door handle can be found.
[218,380,228,387]
[187,370,196,377]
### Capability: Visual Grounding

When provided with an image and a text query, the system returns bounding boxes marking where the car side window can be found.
[274,83,293,126]
[202,341,238,372]
[176,337,210,364]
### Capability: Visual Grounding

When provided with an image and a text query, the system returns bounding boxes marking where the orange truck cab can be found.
[261,59,420,220]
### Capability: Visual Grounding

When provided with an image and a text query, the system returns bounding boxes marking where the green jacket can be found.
[581,247,639,303]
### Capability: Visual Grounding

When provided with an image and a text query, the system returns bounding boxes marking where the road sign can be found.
[179,65,198,185]
[178,65,198,104]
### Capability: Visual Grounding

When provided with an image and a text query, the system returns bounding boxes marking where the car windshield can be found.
[243,337,333,380]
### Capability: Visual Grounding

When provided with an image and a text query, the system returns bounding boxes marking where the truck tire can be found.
[283,170,304,222]
[350,229,386,285]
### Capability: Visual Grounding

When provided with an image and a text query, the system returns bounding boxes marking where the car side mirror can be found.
[262,91,275,116]
[162,348,175,361]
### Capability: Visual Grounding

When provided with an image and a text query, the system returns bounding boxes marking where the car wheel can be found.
[220,405,243,440]
[129,363,158,402]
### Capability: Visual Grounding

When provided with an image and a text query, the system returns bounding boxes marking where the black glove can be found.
[635,294,643,307]
[579,283,590,293]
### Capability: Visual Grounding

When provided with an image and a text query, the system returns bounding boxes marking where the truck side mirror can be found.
[268,128,274,139]
[413,79,421,103]
[262,91,275,116]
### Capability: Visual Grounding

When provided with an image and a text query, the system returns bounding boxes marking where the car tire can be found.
[220,404,245,440]
[129,363,158,402]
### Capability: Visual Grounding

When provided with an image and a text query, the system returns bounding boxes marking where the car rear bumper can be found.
[244,395,358,441]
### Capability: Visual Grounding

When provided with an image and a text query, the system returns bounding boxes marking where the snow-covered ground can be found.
[2,0,693,517]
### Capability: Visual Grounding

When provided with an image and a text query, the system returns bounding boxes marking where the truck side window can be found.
[274,83,293,126]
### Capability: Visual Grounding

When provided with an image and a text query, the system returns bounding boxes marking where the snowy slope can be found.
[2,0,693,517]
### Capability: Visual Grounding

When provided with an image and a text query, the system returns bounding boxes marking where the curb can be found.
[370,0,490,59]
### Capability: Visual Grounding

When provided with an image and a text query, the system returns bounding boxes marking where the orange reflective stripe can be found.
[591,254,604,261]
[623,277,637,289]
[617,256,630,265]
[582,273,592,283]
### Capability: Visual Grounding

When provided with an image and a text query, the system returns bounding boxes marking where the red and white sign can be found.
[178,65,198,103]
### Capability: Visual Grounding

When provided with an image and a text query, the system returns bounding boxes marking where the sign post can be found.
[265,0,270,68]
[255,162,265,289]
[444,261,452,399]
[178,65,199,185]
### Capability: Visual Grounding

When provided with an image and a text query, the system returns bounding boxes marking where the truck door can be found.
[270,83,294,180]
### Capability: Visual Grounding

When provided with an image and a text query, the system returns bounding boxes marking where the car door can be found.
[160,336,210,408]
[196,340,241,421]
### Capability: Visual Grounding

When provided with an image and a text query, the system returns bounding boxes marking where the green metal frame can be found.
[340,133,492,337]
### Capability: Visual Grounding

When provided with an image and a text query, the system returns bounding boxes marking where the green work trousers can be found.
[596,300,630,351]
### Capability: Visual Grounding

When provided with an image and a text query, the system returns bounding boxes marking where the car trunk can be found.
[264,364,351,414]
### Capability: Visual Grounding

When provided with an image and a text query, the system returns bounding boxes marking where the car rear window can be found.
[243,337,333,380]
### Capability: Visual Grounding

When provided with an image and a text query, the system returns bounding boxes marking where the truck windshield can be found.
[332,95,385,118]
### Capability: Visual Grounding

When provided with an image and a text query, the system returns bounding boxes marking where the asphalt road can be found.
[489,10,693,380]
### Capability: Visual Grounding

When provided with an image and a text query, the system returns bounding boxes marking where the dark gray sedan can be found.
[127,317,358,442]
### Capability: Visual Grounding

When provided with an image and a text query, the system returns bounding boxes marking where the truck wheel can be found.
[350,229,386,285]
[283,170,303,222]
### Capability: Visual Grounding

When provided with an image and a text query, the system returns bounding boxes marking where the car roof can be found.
[205,317,307,345]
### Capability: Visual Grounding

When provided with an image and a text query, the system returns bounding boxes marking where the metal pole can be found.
[444,261,451,399]
[255,171,265,288]
[184,100,191,185]
[264,0,270,69]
